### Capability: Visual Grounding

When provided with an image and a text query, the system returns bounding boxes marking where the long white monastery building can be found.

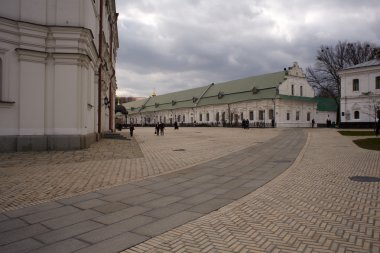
[0,0,119,152]
[339,59,380,128]
[125,63,335,128]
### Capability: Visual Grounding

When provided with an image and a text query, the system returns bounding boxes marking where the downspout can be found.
[98,0,104,135]
[109,15,114,132]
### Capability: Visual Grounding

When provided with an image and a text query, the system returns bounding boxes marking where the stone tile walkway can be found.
[0,127,378,253]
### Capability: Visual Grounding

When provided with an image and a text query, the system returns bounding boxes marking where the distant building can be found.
[125,62,334,128]
[0,0,119,152]
[339,59,380,128]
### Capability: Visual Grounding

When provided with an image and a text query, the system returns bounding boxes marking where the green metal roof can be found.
[126,71,287,114]
[315,97,338,111]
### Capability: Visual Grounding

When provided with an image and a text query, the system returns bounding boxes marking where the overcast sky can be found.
[115,0,380,98]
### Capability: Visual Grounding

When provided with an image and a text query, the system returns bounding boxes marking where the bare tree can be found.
[306,41,378,123]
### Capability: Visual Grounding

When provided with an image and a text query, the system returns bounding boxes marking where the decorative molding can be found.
[15,48,48,63]
[0,101,16,108]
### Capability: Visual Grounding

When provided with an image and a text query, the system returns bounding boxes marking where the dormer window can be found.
[218,91,224,99]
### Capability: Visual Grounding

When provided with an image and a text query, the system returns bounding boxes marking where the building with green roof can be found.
[125,62,336,128]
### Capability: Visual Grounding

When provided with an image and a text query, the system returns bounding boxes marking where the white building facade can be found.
[339,59,380,128]
[125,63,329,128]
[0,0,119,152]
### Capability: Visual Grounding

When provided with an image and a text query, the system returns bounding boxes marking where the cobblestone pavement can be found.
[0,127,278,211]
[123,129,380,253]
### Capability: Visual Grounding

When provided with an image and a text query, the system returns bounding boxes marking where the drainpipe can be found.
[109,18,114,132]
[98,0,104,135]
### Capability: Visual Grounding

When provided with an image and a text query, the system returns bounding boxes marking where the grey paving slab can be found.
[29,238,89,253]
[0,214,8,222]
[120,193,164,205]
[218,178,251,189]
[73,199,110,210]
[142,196,183,208]
[220,187,257,200]
[96,184,138,195]
[190,174,219,183]
[133,211,203,237]
[57,192,104,205]
[176,187,206,198]
[34,221,104,244]
[180,193,217,205]
[21,206,80,224]
[144,203,192,219]
[0,238,43,253]
[4,202,63,218]
[77,215,155,243]
[188,198,232,214]
[0,224,49,246]
[241,179,268,188]
[93,202,129,214]
[100,188,151,202]
[75,232,148,253]
[40,209,102,230]
[0,218,28,233]
[93,206,151,225]
[155,184,188,196]
[142,180,178,190]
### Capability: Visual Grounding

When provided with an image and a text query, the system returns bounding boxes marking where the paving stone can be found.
[120,193,164,205]
[0,224,49,246]
[57,192,104,205]
[34,221,104,244]
[188,198,232,214]
[73,199,110,210]
[241,179,269,188]
[100,188,151,202]
[220,187,255,200]
[142,196,183,208]
[75,232,148,253]
[0,238,43,253]
[29,238,89,253]
[0,214,9,222]
[208,176,235,184]
[143,181,178,190]
[0,218,28,233]
[93,202,129,214]
[176,187,205,198]
[93,206,151,225]
[180,193,217,205]
[218,178,251,189]
[78,216,155,243]
[155,184,187,195]
[4,202,63,218]
[144,203,192,219]
[133,211,203,237]
[41,209,102,230]
[190,175,219,183]
[21,206,80,224]
[96,184,137,195]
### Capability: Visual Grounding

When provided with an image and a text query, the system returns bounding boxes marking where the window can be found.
[206,113,209,122]
[259,110,265,120]
[222,112,225,121]
[199,113,202,121]
[376,76,380,89]
[216,112,220,122]
[249,111,254,120]
[182,115,185,122]
[164,116,166,123]
[240,112,244,120]
[0,58,2,100]
[307,112,310,121]
[354,111,360,119]
[177,115,181,122]
[287,112,290,121]
[341,112,345,116]
[296,111,300,121]
[300,86,303,96]
[353,79,359,91]
[291,85,294,95]
[269,109,274,120]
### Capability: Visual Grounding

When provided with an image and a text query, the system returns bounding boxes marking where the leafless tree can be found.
[306,41,378,123]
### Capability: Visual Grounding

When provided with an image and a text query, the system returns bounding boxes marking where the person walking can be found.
[129,124,135,137]
[312,119,315,128]
[155,123,160,136]
[160,123,165,135]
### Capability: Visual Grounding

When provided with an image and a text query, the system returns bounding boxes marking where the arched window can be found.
[354,111,360,119]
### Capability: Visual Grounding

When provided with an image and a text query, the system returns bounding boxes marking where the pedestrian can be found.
[312,119,315,128]
[160,123,165,135]
[174,121,178,130]
[155,123,159,136]
[129,124,135,137]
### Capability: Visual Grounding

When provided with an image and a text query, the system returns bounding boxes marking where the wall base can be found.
[0,133,97,153]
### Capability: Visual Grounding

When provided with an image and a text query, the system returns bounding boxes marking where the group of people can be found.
[155,123,166,136]
[241,119,250,129]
